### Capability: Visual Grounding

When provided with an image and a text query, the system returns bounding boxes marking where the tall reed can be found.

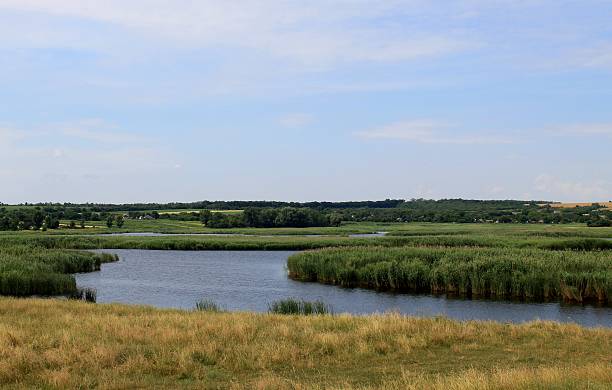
[268,298,332,315]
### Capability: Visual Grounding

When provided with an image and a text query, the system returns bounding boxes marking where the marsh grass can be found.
[0,244,117,296]
[288,246,612,304]
[69,287,97,302]
[268,298,331,315]
[195,298,223,312]
[1,232,610,252]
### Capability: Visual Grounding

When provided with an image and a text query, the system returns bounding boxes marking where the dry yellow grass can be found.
[0,298,610,389]
[547,202,612,210]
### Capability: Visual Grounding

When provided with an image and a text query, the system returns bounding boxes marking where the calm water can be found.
[75,249,612,327]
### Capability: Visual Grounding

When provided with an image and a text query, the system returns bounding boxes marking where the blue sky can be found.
[1,0,611,203]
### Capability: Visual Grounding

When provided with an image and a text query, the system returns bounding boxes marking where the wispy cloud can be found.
[0,126,27,142]
[565,43,612,70]
[355,120,516,145]
[278,113,313,129]
[0,1,474,69]
[1,119,147,145]
[58,118,146,144]
[534,174,611,201]
[0,118,180,202]
[547,123,612,137]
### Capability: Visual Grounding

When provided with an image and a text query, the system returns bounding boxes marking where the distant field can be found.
[23,220,612,238]
[121,209,243,214]
[52,219,387,235]
[151,209,242,214]
[0,205,243,214]
[547,202,612,209]
[0,205,36,210]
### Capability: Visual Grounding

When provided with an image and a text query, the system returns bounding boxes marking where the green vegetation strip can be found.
[288,246,612,304]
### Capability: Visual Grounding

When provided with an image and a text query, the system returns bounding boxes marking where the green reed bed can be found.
[387,224,612,239]
[0,234,465,251]
[268,298,332,315]
[0,244,117,296]
[0,234,513,252]
[287,246,612,304]
[2,233,610,252]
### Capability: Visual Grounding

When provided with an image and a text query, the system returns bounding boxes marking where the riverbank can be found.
[0,298,610,389]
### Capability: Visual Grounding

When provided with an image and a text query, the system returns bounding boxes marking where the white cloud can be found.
[355,120,515,144]
[534,174,611,201]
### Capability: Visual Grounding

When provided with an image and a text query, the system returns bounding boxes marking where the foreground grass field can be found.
[0,298,610,389]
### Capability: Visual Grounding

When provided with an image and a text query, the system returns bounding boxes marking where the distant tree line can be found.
[1,199,611,231]
[1,199,405,213]
[0,208,60,231]
[201,208,342,228]
[0,206,123,231]
[336,200,612,225]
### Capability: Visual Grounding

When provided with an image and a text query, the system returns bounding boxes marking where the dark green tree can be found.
[329,212,343,227]
[106,215,114,228]
[116,215,125,228]
[200,210,212,225]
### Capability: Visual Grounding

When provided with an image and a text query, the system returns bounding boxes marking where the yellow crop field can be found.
[547,202,612,209]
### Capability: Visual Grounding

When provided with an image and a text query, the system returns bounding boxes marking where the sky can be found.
[0,0,611,204]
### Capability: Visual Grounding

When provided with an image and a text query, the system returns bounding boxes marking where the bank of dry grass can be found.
[0,298,610,389]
